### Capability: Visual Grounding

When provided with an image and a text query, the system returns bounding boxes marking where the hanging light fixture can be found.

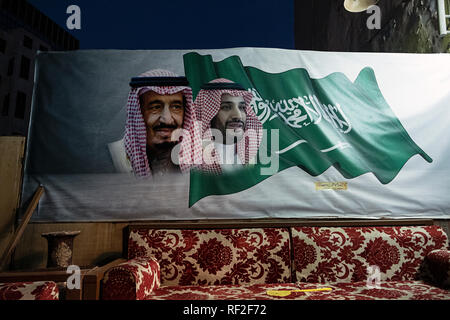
[344,0,380,12]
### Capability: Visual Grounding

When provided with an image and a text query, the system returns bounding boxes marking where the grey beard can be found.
[147,142,176,159]
[147,142,179,174]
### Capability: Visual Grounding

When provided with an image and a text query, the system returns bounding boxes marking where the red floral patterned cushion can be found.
[0,281,59,300]
[127,228,291,286]
[292,226,449,284]
[148,280,450,300]
[420,249,450,289]
[102,257,160,300]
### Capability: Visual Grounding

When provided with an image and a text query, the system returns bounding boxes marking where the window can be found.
[52,24,58,44]
[47,21,54,41]
[438,0,450,36]
[1,0,9,10]
[25,5,33,25]
[39,15,46,34]
[63,33,69,49]
[2,94,10,117]
[7,58,14,76]
[17,0,26,20]
[23,35,33,49]
[33,11,40,30]
[20,56,30,80]
[57,29,64,47]
[70,38,76,50]
[11,0,18,15]
[0,38,6,53]
[15,92,27,119]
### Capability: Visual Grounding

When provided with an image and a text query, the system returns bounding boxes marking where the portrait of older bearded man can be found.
[180,78,263,174]
[108,69,195,178]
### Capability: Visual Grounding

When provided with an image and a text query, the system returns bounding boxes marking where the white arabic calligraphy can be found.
[248,88,352,134]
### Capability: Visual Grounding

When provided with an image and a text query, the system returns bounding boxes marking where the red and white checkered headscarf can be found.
[124,69,194,178]
[185,78,263,174]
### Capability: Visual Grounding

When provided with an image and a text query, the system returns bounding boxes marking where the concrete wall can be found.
[295,0,450,53]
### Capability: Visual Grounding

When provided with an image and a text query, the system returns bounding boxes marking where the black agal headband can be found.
[129,76,189,88]
[200,82,246,91]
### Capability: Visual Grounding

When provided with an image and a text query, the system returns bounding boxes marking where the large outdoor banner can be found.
[22,48,450,221]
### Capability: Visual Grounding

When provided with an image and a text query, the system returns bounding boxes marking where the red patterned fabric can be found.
[420,249,450,289]
[292,226,449,284]
[148,280,450,300]
[127,228,291,286]
[0,281,59,300]
[102,258,160,300]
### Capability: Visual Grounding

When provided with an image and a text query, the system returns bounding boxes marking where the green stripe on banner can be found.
[184,52,432,207]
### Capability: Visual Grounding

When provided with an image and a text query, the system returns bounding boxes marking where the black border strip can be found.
[129,77,189,88]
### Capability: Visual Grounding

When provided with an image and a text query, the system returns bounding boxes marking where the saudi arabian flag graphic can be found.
[183,52,432,207]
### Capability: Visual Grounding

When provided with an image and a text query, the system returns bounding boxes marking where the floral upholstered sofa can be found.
[0,281,59,300]
[101,225,450,300]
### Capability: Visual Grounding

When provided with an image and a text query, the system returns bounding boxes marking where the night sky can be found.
[28,0,294,50]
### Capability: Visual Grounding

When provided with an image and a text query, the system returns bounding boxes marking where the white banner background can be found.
[24,48,450,221]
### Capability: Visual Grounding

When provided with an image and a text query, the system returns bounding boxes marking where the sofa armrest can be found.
[0,281,59,300]
[101,257,160,300]
[82,258,126,300]
[420,249,450,289]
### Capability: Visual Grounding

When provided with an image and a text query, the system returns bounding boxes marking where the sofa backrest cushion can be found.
[292,226,448,284]
[128,228,291,286]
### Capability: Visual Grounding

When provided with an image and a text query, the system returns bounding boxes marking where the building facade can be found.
[0,0,79,136]
[294,0,450,53]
